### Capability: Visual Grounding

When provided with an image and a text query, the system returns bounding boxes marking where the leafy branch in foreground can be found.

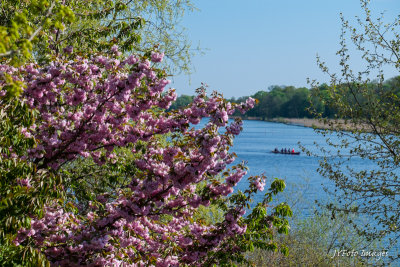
[308,0,400,262]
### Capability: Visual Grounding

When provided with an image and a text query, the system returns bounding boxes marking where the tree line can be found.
[171,77,400,120]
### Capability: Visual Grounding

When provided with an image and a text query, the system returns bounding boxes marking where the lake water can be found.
[226,119,400,263]
[195,119,400,262]
[195,119,371,214]
[229,120,335,214]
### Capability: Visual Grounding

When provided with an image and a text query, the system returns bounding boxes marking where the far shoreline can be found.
[230,116,329,129]
[230,116,363,131]
[268,118,331,129]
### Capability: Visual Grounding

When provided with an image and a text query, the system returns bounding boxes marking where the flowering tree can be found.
[0,46,291,266]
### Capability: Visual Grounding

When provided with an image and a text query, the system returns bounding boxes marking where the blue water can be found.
[194,119,391,212]
[193,119,400,262]
[229,120,333,214]
[193,119,353,212]
[223,120,400,264]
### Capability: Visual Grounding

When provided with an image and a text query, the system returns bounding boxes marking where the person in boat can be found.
[274,148,278,153]
[292,148,295,153]
[280,148,283,153]
[284,148,287,153]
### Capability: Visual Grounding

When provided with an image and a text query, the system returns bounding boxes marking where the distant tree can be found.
[169,94,195,110]
[238,86,317,119]
[309,84,337,118]
[245,91,268,119]
[281,87,310,118]
[267,86,289,118]
[309,0,400,262]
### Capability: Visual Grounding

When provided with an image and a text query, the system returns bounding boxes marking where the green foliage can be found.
[242,211,379,267]
[0,0,197,74]
[0,0,75,65]
[168,94,195,110]
[237,85,310,119]
[62,144,144,214]
[209,177,292,266]
[0,98,64,266]
[193,204,225,225]
[308,0,400,262]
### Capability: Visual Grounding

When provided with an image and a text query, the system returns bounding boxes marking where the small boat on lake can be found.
[271,150,300,155]
[271,149,300,155]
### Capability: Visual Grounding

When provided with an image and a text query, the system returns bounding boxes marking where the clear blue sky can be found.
[170,0,399,98]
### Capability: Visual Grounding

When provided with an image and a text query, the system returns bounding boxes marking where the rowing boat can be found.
[271,150,300,155]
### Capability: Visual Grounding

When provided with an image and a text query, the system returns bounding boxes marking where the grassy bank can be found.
[230,116,368,131]
[230,116,336,129]
[270,118,372,132]
[269,118,332,129]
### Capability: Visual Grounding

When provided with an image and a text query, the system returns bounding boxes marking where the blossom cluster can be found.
[1,47,259,266]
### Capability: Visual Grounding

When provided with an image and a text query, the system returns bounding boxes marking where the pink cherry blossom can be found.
[2,49,273,267]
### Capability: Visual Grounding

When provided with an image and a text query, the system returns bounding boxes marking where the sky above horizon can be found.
[169,0,399,98]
